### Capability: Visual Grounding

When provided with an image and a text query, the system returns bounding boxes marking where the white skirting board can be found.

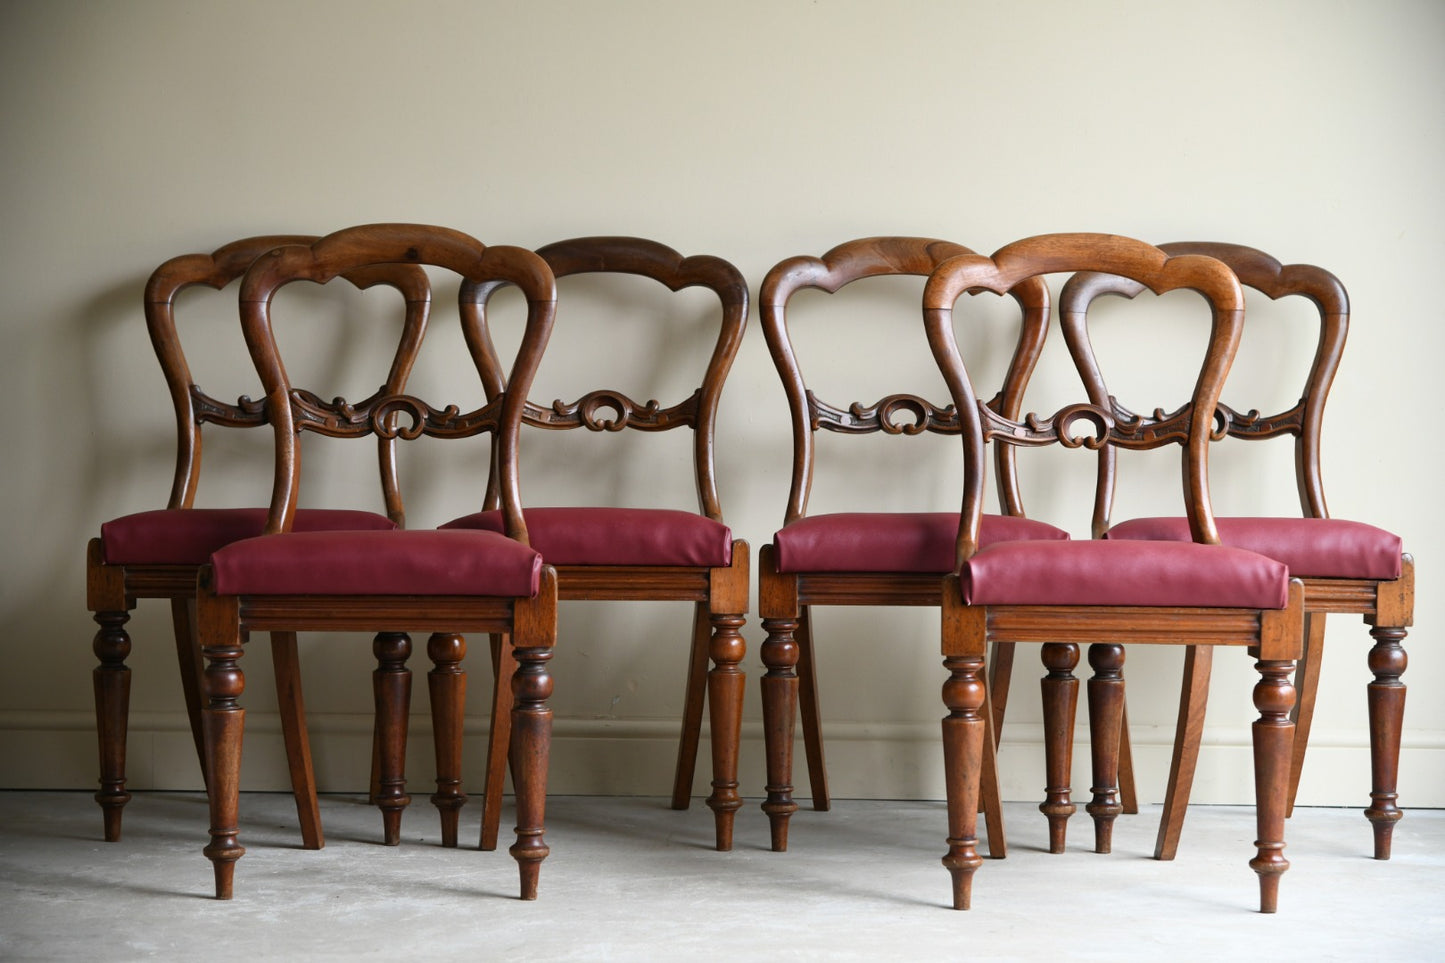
[1,709,1441,808]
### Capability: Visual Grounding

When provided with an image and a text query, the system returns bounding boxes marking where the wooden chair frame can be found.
[755,236,1054,855]
[459,236,750,851]
[194,224,559,901]
[924,233,1304,913]
[87,235,429,847]
[1057,241,1413,860]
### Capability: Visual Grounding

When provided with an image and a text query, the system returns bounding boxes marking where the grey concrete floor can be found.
[0,791,1441,961]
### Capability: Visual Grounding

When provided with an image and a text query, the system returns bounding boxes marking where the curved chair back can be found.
[145,235,431,524]
[237,223,557,541]
[1059,241,1348,537]
[460,236,747,520]
[759,236,1051,526]
[923,233,1247,569]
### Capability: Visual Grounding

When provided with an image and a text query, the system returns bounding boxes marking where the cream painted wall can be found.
[2,0,1441,813]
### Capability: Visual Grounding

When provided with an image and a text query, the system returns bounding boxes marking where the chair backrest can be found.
[144,235,431,523]
[922,233,1247,571]
[1059,242,1349,536]
[759,236,1052,526]
[460,236,748,520]
[237,223,557,542]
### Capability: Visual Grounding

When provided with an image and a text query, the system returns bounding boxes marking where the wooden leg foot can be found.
[1365,625,1406,860]
[760,615,799,852]
[427,633,468,849]
[373,632,412,846]
[704,613,745,852]
[1039,642,1078,854]
[509,640,553,900]
[942,653,987,910]
[92,609,133,842]
[1086,643,1125,855]
[1250,660,1294,914]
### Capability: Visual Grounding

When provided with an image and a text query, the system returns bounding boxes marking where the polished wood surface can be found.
[87,235,429,845]
[461,236,750,851]
[197,224,559,901]
[757,236,1051,854]
[1060,242,1414,860]
[926,233,1305,912]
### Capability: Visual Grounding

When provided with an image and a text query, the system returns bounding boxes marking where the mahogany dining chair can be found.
[194,224,559,901]
[755,236,1067,856]
[1059,242,1413,860]
[924,233,1303,913]
[87,235,428,847]
[444,236,749,851]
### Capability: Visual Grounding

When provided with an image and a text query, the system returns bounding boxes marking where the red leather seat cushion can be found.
[210,529,542,597]
[1105,516,1402,580]
[772,512,1070,574]
[441,507,732,567]
[101,508,397,565]
[962,540,1290,608]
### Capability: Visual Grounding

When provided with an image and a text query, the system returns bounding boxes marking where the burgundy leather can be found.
[100,508,397,565]
[962,540,1290,608]
[441,507,733,567]
[1105,516,1402,580]
[772,512,1070,574]
[210,529,542,597]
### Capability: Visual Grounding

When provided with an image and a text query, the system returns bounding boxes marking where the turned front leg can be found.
[509,644,553,900]
[1039,642,1078,853]
[705,613,746,851]
[373,631,412,846]
[1365,625,1407,859]
[1086,643,1125,854]
[427,633,467,848]
[942,653,987,910]
[92,609,133,842]
[760,616,800,851]
[202,639,246,899]
[1251,659,1296,913]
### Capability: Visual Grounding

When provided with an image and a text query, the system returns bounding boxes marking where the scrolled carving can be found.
[191,387,266,427]
[286,385,498,439]
[984,402,1115,449]
[526,388,698,432]
[1219,400,1305,439]
[1104,397,1300,449]
[809,391,960,435]
[370,394,499,439]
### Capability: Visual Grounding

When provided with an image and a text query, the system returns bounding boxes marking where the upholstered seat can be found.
[210,529,542,597]
[1105,516,1402,580]
[101,508,396,566]
[442,507,732,567]
[774,513,1068,574]
[962,540,1290,608]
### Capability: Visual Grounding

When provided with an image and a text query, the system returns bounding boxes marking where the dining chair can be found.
[755,236,1067,855]
[1060,241,1413,860]
[925,232,1303,913]
[87,235,428,847]
[194,223,559,901]
[443,236,749,851]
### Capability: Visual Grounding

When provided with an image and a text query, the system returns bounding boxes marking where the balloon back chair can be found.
[755,236,1066,855]
[1059,242,1412,860]
[194,224,559,901]
[443,236,749,851]
[87,235,428,848]
[923,233,1304,913]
